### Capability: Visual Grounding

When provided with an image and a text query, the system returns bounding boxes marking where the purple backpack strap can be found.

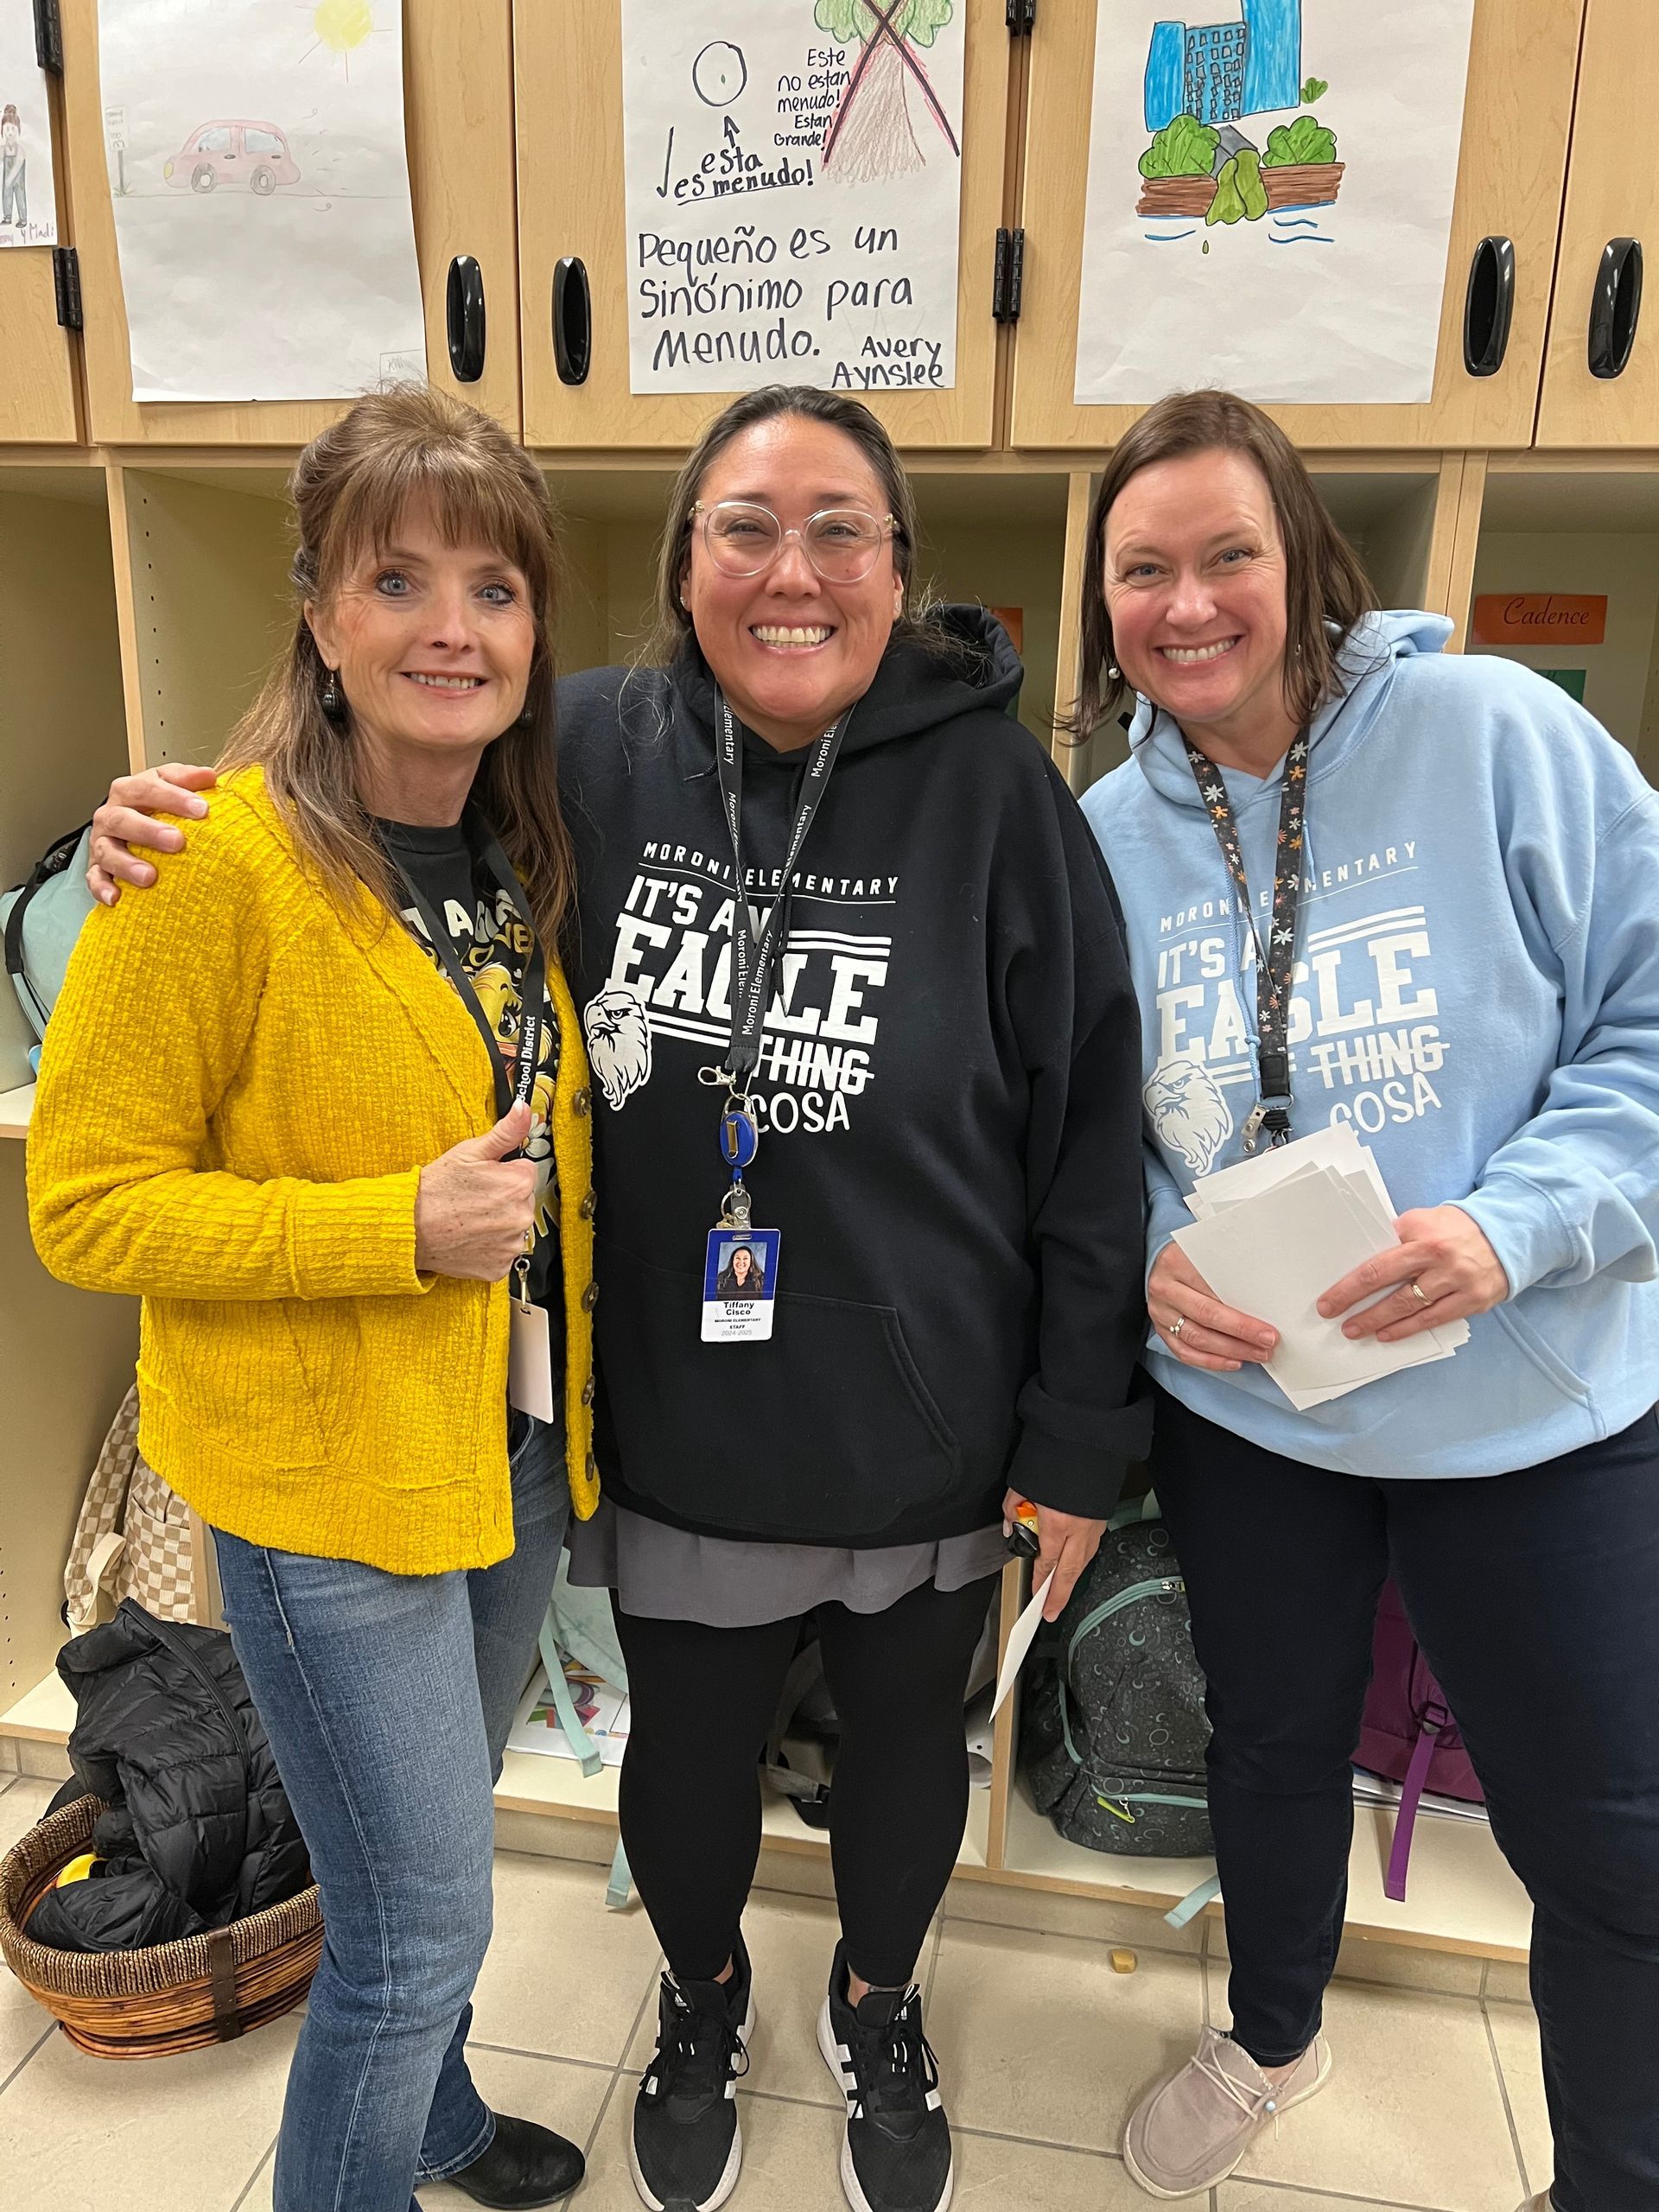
[1385,1705,1445,1903]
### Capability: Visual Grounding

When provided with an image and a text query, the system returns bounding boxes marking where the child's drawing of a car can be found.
[164,121,299,195]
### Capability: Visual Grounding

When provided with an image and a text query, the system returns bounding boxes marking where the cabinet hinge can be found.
[993,226,1026,324]
[1006,0,1036,32]
[34,0,63,75]
[53,246,82,331]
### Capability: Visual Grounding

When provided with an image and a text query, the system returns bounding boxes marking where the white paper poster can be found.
[620,0,965,397]
[96,0,425,402]
[0,0,59,247]
[1073,0,1477,406]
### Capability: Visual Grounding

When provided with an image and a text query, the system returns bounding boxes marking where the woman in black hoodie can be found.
[556,389,1148,2212]
[85,388,1148,2212]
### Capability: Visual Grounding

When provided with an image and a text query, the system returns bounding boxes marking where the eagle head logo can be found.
[1145,1056,1234,1177]
[583,983,653,1109]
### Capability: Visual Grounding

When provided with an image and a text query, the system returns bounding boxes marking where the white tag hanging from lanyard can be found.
[381,816,556,1415]
[697,690,848,1344]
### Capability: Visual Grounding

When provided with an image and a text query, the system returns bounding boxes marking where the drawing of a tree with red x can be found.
[815,0,959,183]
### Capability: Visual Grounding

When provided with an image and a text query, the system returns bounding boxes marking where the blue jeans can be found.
[1151,1389,1659,2212]
[215,1412,569,2212]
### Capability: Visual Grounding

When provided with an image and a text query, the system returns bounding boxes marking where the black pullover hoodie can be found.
[557,607,1150,1547]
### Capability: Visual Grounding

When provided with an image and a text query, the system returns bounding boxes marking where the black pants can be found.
[1151,1387,1659,2212]
[613,1575,997,1990]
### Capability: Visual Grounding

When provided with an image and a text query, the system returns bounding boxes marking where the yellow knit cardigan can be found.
[28,767,598,1576]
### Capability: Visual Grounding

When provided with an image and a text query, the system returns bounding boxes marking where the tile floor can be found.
[0,1770,1550,2212]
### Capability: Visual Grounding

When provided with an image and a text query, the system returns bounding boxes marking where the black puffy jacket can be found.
[27,1601,308,1951]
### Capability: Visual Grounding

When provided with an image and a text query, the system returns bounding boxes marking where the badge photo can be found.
[701,1229,782,1343]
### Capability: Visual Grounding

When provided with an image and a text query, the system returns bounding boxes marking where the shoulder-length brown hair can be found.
[1066,389,1377,744]
[219,384,575,949]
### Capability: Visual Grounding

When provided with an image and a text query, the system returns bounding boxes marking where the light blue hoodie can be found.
[1081,610,1659,1477]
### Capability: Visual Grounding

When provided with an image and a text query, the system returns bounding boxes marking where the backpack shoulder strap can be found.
[537,1611,604,1778]
[3,821,92,1029]
[765,1642,835,1809]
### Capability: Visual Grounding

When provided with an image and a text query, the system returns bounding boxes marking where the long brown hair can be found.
[640,384,939,673]
[219,385,575,948]
[1066,390,1377,743]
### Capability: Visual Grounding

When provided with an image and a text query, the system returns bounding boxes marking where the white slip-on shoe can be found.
[1123,2024,1332,2199]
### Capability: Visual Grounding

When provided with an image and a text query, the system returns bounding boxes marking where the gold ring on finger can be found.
[1409,1280,1430,1306]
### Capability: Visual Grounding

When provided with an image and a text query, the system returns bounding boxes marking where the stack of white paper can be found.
[1173,1127,1467,1412]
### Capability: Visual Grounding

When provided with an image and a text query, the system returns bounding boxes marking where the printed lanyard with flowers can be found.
[1182,732,1310,1150]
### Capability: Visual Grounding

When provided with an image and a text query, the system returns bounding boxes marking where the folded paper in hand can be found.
[1173,1126,1467,1411]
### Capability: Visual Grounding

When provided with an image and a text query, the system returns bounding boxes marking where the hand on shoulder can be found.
[88,762,218,906]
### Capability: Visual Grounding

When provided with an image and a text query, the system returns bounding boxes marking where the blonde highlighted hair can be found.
[219,384,575,948]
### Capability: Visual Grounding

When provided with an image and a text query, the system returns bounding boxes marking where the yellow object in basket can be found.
[1109,1948,1138,1974]
[55,1853,99,1889]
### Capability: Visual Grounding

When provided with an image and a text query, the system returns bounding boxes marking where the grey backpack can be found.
[1021,1495,1212,1859]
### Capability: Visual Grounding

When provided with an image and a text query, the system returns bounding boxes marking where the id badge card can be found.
[702,1228,781,1343]
[509,1292,556,1420]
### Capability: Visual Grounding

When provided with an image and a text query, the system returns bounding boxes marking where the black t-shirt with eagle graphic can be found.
[378,817,563,1355]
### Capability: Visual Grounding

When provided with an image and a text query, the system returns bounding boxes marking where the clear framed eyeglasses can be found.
[690,500,897,584]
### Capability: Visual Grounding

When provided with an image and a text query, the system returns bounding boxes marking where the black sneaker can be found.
[817,1941,953,2212]
[630,1933,754,2211]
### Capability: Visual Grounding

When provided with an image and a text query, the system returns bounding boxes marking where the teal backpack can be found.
[3,822,96,1070]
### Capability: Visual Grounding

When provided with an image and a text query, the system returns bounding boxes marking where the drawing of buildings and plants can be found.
[814,0,959,183]
[1135,0,1342,242]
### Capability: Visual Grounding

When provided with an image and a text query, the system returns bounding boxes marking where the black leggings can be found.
[1150,1386,1659,2212]
[613,1575,997,1989]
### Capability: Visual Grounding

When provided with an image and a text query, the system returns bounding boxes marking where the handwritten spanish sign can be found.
[1471,594,1607,648]
[621,0,965,396]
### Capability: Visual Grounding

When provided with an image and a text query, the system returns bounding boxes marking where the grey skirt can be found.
[566,1493,1008,1629]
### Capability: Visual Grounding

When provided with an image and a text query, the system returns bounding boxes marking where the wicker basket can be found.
[0,1794,321,2060]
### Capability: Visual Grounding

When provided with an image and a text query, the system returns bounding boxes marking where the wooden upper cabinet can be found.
[58,0,519,445]
[1537,0,1659,447]
[516,2,1010,450]
[0,77,81,443]
[1011,0,1582,451]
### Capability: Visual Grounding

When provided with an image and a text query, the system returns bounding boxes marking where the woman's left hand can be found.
[1004,1490,1108,1622]
[1317,1205,1510,1344]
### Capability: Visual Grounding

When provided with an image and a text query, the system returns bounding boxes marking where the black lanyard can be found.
[381,815,547,1128]
[1184,733,1309,1149]
[713,689,848,1088]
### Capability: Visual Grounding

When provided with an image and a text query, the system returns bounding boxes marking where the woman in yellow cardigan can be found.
[29,388,595,2212]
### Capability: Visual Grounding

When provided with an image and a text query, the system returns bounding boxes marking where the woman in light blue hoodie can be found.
[1077,391,1659,2212]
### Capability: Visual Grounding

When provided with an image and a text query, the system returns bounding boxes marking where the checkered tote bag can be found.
[63,1387,223,1632]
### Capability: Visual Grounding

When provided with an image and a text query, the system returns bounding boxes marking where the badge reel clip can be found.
[699,1069,779,1341]
[712,1076,760,1230]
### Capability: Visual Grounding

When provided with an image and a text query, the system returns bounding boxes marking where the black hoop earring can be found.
[320,669,346,724]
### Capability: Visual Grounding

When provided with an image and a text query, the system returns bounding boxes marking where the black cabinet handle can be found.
[1589,238,1643,380]
[553,257,592,386]
[1462,235,1515,378]
[446,255,486,384]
